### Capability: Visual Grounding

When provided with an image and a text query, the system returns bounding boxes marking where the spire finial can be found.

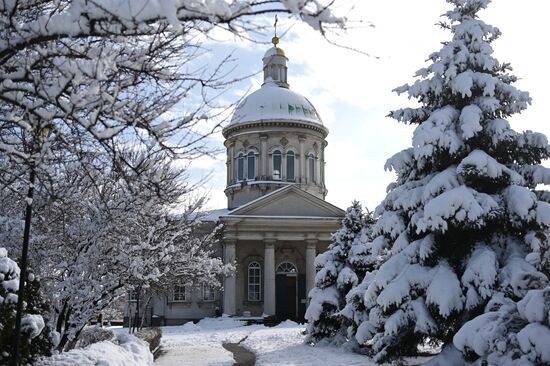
[272,15,279,46]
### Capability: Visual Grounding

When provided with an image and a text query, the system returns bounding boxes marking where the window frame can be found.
[237,152,244,181]
[247,261,262,302]
[272,150,282,180]
[202,286,216,302]
[172,284,188,302]
[308,153,315,183]
[247,151,256,180]
[286,151,295,181]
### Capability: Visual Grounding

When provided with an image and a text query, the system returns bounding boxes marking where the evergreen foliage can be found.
[306,201,371,343]
[351,0,550,363]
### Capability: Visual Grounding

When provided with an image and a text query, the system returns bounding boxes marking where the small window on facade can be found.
[237,153,244,181]
[248,262,261,301]
[173,284,187,302]
[128,289,138,302]
[286,151,295,181]
[308,153,315,183]
[273,150,282,180]
[247,151,255,180]
[203,286,215,302]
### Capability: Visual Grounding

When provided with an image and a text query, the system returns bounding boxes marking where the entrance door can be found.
[275,262,298,321]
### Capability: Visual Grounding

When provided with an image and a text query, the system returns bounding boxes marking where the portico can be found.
[220,186,344,320]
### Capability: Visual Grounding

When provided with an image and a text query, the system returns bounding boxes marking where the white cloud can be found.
[189,0,550,212]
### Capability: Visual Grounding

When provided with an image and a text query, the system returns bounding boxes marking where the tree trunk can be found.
[12,168,36,366]
[139,295,153,330]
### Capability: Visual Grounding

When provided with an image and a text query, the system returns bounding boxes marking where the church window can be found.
[286,151,295,181]
[173,284,188,302]
[276,261,297,274]
[203,286,215,302]
[247,151,255,180]
[237,153,244,181]
[308,153,315,183]
[272,150,282,180]
[248,262,261,301]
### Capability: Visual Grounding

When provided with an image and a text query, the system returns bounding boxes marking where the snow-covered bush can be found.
[306,201,372,344]
[0,248,51,364]
[75,326,115,349]
[352,0,550,363]
[136,327,162,352]
[38,332,153,366]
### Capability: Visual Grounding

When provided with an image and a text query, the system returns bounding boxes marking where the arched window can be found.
[248,262,261,301]
[247,151,255,180]
[272,150,282,180]
[276,261,297,274]
[237,153,244,181]
[308,153,315,183]
[286,151,295,181]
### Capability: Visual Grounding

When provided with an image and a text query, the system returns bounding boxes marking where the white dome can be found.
[230,82,322,125]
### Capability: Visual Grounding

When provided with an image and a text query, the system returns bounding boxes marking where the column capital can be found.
[225,239,237,247]
[264,238,277,248]
[305,239,318,248]
[259,134,268,140]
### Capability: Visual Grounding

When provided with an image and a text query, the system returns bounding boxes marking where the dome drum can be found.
[223,40,329,209]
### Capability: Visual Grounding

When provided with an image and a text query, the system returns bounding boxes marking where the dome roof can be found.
[229,82,323,126]
[263,46,286,58]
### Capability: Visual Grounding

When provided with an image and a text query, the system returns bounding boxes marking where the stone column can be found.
[263,240,276,316]
[223,240,237,315]
[260,134,268,178]
[305,240,317,299]
[298,136,305,183]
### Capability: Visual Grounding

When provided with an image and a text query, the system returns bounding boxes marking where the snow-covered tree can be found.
[306,201,367,344]
[0,248,51,364]
[0,0,347,358]
[353,0,550,363]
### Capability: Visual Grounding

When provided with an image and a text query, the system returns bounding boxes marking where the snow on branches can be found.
[306,201,373,344]
[345,0,550,363]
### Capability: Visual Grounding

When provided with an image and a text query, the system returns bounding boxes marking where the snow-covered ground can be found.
[155,318,372,366]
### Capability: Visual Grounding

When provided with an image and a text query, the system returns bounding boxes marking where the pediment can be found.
[227,185,344,218]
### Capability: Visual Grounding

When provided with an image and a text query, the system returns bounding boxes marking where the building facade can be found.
[124,36,344,326]
[219,36,344,322]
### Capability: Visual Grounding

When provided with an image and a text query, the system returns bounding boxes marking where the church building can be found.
[124,36,344,326]
[218,36,344,322]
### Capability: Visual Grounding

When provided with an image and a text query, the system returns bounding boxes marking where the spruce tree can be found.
[354,0,550,363]
[305,201,365,343]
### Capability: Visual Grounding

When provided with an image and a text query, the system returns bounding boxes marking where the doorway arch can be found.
[275,261,299,321]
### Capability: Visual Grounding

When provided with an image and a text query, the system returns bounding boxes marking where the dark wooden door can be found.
[276,274,297,320]
[286,276,297,321]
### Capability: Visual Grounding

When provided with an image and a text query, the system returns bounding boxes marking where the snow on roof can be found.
[229,82,323,126]
[197,208,230,222]
[263,46,286,58]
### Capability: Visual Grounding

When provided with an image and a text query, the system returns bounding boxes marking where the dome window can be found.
[308,153,315,183]
[286,151,295,181]
[237,153,244,181]
[247,151,256,180]
[272,150,282,180]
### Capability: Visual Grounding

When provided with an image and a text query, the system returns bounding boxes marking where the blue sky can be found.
[187,0,550,212]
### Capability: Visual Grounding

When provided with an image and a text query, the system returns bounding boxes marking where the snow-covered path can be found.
[154,318,372,366]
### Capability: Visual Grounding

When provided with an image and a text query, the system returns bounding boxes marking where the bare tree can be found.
[0,0,346,362]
